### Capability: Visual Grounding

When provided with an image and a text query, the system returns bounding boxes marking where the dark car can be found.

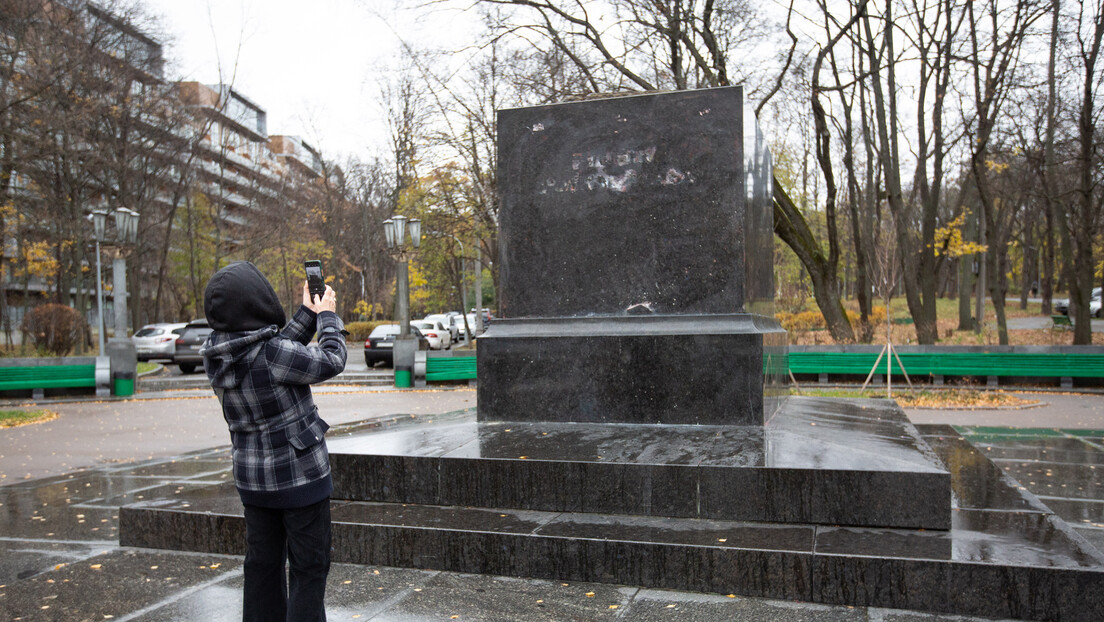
[173,319,212,374]
[1056,287,1102,317]
[364,324,430,367]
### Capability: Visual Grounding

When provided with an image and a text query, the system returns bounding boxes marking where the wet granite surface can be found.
[6,412,1104,620]
[328,397,950,529]
[477,318,784,426]
[485,87,783,427]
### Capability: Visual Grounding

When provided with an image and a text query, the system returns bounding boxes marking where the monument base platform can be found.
[324,396,949,530]
[119,408,1104,621]
[477,315,788,426]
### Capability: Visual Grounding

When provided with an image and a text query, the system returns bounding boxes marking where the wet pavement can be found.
[3,391,1104,620]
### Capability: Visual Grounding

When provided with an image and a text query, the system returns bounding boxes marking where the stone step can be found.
[120,488,1104,622]
[327,397,952,530]
[118,408,1104,621]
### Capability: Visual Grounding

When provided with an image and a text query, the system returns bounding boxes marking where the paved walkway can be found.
[905,391,1104,429]
[0,385,476,484]
[3,387,1101,620]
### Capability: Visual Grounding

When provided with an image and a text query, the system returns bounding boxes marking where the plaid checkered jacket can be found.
[201,306,347,508]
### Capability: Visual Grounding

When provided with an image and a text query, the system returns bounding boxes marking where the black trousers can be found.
[242,498,331,622]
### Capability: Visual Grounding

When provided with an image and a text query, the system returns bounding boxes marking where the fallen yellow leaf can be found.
[90,564,102,569]
[585,592,595,598]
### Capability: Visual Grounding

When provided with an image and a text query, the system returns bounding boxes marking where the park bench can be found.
[417,348,1104,389]
[424,354,478,383]
[0,357,111,398]
[787,349,1104,388]
[1052,314,1072,329]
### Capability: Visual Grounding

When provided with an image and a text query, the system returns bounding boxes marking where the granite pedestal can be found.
[482,86,781,426]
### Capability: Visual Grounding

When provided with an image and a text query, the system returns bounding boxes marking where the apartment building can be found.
[1,3,326,344]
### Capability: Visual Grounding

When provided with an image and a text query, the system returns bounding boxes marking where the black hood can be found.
[204,261,287,331]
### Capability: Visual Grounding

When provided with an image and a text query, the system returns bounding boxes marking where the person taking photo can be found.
[200,261,347,622]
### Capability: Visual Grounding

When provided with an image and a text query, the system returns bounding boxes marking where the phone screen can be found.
[304,260,325,302]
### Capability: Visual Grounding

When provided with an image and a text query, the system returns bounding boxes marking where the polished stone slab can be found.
[477,316,787,426]
[918,427,1053,512]
[329,397,950,530]
[486,86,782,428]
[122,493,1104,621]
[497,86,773,318]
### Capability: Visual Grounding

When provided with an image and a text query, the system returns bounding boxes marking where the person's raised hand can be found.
[312,285,337,314]
[303,282,337,314]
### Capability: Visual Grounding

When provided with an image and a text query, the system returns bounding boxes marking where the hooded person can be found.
[200,261,346,622]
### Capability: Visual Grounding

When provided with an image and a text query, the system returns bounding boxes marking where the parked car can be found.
[470,307,494,323]
[412,320,452,350]
[1056,287,1102,317]
[424,313,460,343]
[464,310,492,337]
[173,319,213,374]
[132,322,187,361]
[364,324,430,367]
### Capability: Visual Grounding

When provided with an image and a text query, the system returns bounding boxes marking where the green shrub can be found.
[344,320,389,341]
[21,303,87,356]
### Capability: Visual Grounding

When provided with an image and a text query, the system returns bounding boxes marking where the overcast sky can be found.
[143,0,478,162]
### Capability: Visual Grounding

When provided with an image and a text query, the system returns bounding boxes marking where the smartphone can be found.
[304,260,325,303]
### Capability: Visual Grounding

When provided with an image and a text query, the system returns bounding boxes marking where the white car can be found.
[424,313,460,343]
[1057,287,1103,318]
[132,322,187,361]
[412,320,452,350]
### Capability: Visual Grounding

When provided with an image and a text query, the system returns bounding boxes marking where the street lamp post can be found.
[90,208,140,357]
[382,215,421,387]
[91,211,108,357]
[112,208,140,340]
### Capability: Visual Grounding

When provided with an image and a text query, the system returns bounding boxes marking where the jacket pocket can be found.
[289,417,330,450]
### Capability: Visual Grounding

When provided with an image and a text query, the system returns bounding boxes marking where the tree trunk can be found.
[774,180,855,343]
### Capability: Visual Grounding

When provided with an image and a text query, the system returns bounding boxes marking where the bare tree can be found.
[1064,0,1104,342]
[963,0,1048,343]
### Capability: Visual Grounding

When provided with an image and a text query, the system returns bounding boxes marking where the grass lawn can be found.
[795,387,1039,409]
[0,409,58,428]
